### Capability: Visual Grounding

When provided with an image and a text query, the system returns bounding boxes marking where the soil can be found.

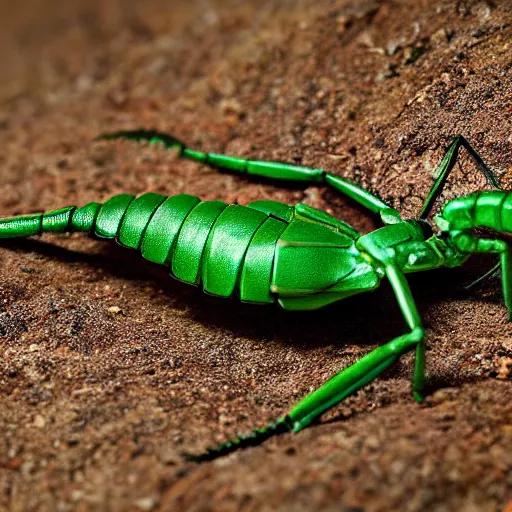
[0,0,511,511]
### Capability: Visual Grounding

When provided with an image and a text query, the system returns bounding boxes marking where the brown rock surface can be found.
[0,0,511,510]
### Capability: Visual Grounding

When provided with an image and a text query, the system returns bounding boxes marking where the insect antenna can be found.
[185,416,293,462]
[462,261,501,292]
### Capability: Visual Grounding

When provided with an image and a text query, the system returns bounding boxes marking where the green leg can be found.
[422,136,503,292]
[452,233,512,320]
[385,264,426,401]
[287,266,426,431]
[420,135,501,219]
[501,247,512,321]
[191,265,425,461]
[97,129,400,223]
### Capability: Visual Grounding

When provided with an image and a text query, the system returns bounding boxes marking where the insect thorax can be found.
[267,205,381,311]
[356,220,465,273]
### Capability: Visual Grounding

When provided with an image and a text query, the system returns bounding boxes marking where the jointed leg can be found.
[501,247,512,320]
[98,130,400,223]
[385,264,426,400]
[192,265,425,461]
[422,136,503,292]
[287,264,425,430]
[452,233,512,320]
[420,135,501,219]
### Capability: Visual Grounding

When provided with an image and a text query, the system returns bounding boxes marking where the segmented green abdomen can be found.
[442,191,512,232]
[89,193,288,301]
[0,193,288,303]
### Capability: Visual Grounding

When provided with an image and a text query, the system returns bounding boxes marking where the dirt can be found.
[0,0,511,510]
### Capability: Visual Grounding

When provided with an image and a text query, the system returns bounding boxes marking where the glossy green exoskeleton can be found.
[0,130,510,460]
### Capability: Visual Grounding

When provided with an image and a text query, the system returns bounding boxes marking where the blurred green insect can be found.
[1,130,509,460]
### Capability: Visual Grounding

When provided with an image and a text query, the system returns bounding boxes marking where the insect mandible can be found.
[1,130,510,460]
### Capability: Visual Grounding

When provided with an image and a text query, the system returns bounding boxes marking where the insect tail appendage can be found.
[0,203,101,239]
[187,416,293,462]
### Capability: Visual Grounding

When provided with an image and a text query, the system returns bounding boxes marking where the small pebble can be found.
[33,415,46,428]
[134,496,157,511]
[496,357,512,380]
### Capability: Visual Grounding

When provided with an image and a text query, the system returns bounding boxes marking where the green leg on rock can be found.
[193,264,425,461]
[385,264,426,401]
[451,234,512,321]
[288,263,425,433]
[420,136,503,292]
[97,129,401,223]
[420,135,501,219]
[501,247,512,321]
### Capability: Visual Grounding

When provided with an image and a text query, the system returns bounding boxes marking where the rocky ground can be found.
[0,0,511,510]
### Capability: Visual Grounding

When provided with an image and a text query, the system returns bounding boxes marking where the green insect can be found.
[1,130,510,461]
